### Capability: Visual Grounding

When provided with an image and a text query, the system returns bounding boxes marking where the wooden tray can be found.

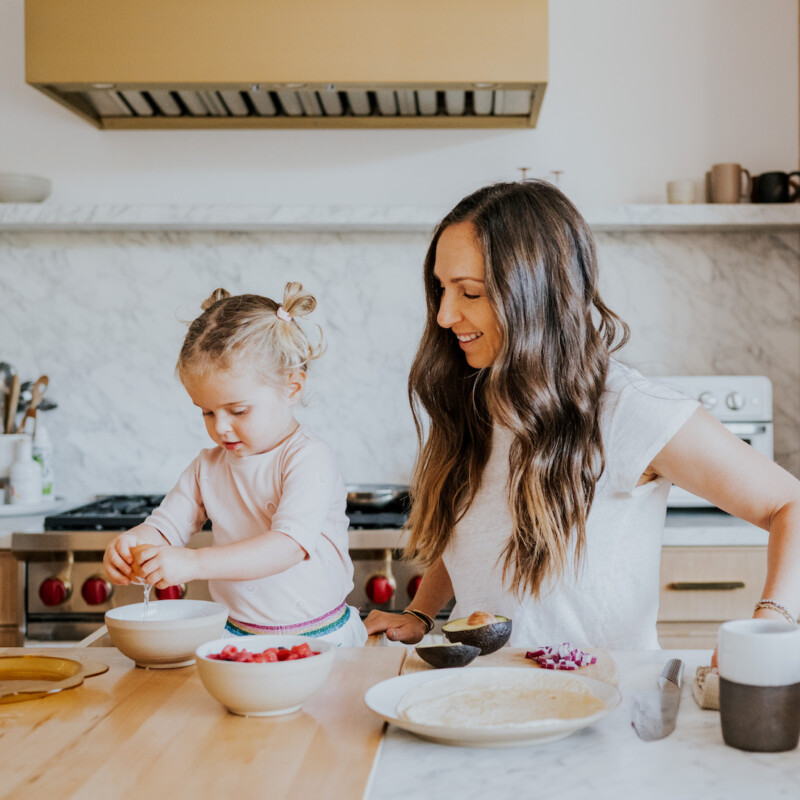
[401,646,618,686]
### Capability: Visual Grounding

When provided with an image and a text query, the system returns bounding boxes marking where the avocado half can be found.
[441,611,512,655]
[415,642,481,669]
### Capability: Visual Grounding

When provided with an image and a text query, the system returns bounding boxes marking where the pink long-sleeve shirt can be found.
[144,425,354,626]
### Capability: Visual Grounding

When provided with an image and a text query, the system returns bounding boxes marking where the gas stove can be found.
[43,494,168,531]
[42,493,410,532]
[13,488,422,640]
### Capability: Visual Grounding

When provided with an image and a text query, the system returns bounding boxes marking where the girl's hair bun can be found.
[178,282,325,384]
[281,281,316,319]
[201,287,231,311]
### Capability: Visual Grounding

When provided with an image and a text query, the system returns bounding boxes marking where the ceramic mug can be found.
[718,618,800,752]
[752,171,800,203]
[666,179,696,204]
[710,163,752,204]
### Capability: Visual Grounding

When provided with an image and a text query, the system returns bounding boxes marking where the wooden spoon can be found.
[5,375,20,435]
[15,375,48,434]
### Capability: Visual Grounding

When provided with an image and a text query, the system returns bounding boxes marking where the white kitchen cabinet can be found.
[657,545,767,649]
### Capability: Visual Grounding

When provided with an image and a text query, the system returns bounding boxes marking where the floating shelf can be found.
[1,204,799,234]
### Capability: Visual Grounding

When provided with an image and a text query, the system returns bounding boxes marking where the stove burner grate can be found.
[44,494,165,531]
[44,494,409,532]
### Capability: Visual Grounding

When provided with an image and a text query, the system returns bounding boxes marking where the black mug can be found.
[752,171,800,203]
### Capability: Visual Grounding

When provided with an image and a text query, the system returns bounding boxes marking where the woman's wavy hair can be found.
[177,282,324,385]
[406,180,629,599]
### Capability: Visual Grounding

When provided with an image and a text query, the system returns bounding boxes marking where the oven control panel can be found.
[26,558,211,614]
[346,548,453,619]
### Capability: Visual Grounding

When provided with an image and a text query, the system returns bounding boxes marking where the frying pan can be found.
[346,484,409,510]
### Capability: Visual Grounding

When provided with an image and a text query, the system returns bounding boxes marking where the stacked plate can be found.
[0,173,51,203]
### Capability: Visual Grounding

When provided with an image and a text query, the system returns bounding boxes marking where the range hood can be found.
[25,0,548,130]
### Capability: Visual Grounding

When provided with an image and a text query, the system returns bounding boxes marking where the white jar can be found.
[32,423,54,500]
[9,437,42,504]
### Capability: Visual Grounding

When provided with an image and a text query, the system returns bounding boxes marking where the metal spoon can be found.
[0,363,14,433]
[0,362,13,392]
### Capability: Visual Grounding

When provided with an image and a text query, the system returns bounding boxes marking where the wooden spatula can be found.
[15,375,48,434]
[4,375,20,434]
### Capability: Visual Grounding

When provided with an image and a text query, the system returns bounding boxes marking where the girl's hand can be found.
[137,545,199,589]
[364,610,428,644]
[103,533,142,585]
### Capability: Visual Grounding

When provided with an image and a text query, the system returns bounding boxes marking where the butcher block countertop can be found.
[0,644,404,800]
[2,645,800,800]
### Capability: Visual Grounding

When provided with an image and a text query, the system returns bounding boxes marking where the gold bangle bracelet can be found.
[754,599,797,625]
[402,608,434,633]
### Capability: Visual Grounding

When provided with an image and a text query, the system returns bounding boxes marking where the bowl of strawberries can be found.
[195,635,336,716]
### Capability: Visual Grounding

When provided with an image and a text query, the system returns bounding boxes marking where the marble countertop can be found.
[2,508,767,550]
[352,510,768,549]
[1,203,800,233]
[367,649,799,800]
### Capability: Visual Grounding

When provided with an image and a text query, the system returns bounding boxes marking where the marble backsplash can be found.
[1,226,798,501]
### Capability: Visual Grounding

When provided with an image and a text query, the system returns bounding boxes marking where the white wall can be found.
[1,0,797,208]
[2,1,800,501]
[3,227,799,501]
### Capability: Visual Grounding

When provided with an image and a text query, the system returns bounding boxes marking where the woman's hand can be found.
[137,545,199,590]
[364,610,428,644]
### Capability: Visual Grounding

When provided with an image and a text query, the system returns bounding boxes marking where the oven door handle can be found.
[724,423,768,436]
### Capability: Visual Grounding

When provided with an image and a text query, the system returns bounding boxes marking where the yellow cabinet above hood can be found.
[25,0,548,130]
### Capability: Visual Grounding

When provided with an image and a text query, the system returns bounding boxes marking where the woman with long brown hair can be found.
[365,180,800,649]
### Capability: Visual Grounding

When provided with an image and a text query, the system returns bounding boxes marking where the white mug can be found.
[718,618,800,751]
[666,179,696,204]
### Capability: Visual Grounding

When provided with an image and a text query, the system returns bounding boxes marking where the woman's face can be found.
[433,222,502,369]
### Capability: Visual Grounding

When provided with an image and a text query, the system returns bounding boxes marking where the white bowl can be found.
[105,600,228,669]
[0,173,52,203]
[195,635,336,716]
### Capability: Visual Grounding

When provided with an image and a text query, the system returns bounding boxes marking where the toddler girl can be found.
[103,283,367,646]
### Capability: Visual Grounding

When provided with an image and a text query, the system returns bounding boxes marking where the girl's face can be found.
[433,222,502,369]
[183,363,304,457]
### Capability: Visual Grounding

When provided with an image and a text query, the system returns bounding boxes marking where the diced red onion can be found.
[525,642,596,670]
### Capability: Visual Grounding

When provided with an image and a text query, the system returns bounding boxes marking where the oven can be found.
[11,488,429,641]
[659,375,773,508]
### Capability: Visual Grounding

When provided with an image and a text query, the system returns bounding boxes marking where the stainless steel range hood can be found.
[25,0,548,130]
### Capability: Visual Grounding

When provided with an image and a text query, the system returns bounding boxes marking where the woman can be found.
[365,180,800,651]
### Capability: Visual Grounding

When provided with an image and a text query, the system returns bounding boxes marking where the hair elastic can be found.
[276,306,292,322]
[402,608,435,633]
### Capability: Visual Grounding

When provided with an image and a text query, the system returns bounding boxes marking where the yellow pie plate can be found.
[0,655,108,704]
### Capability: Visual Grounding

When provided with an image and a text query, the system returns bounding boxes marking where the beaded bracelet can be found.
[754,599,797,625]
[402,608,435,633]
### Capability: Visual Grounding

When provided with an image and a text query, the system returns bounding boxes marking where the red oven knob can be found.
[407,575,422,599]
[81,575,112,605]
[155,585,186,600]
[39,577,72,607]
[365,574,395,605]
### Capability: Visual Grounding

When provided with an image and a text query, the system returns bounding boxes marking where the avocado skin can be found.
[441,618,513,655]
[415,643,481,669]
